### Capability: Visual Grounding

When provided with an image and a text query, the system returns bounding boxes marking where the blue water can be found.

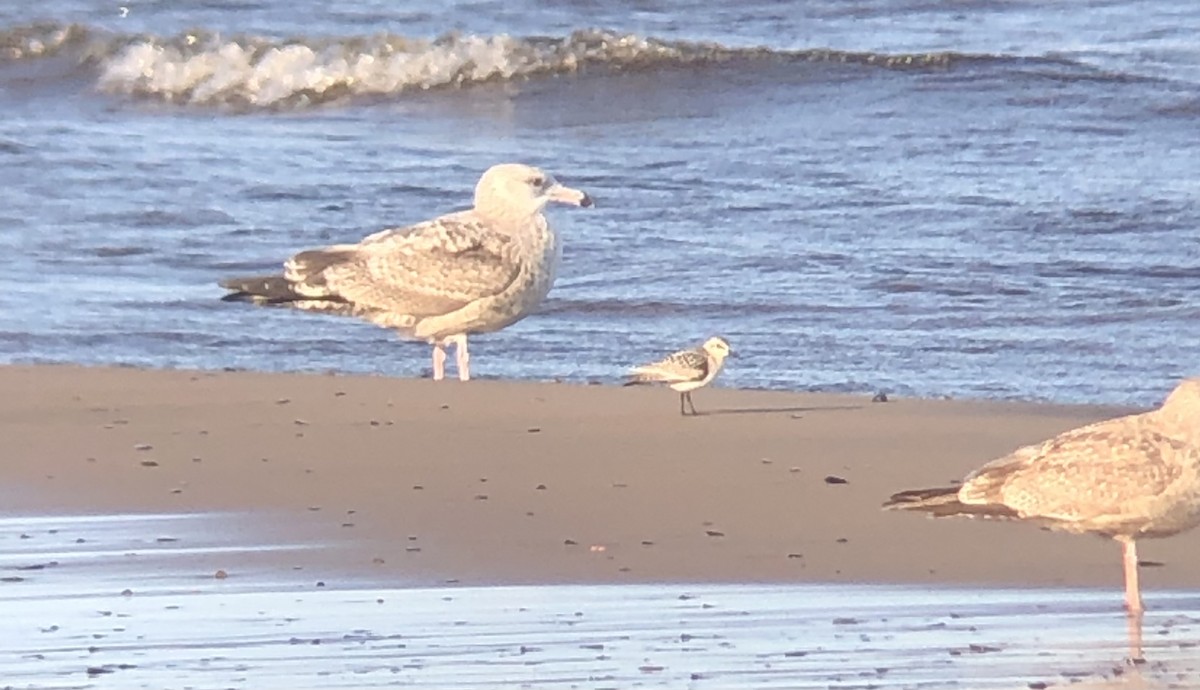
[2,1,1199,404]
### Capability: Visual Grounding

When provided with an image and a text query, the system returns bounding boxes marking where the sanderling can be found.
[625,336,732,415]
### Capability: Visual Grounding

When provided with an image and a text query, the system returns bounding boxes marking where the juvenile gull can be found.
[625,337,732,416]
[219,163,592,381]
[883,377,1200,619]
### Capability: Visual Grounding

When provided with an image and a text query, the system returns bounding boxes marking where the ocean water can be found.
[2,1,1199,405]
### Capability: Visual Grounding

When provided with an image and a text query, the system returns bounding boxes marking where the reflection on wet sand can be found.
[1,513,1197,689]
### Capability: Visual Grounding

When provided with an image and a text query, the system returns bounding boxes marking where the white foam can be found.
[0,23,84,60]
[97,33,532,107]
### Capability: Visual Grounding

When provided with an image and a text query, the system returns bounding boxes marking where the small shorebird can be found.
[883,377,1200,658]
[219,163,592,381]
[626,337,732,416]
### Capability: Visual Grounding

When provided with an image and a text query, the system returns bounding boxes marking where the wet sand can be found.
[3,364,1200,687]
[2,513,1198,689]
[5,364,1199,591]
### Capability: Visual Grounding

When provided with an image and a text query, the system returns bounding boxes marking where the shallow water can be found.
[2,512,1198,689]
[2,2,1200,405]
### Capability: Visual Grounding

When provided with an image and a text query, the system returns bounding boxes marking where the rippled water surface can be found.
[2,1,1199,404]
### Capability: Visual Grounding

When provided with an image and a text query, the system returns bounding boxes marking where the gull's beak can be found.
[546,183,594,208]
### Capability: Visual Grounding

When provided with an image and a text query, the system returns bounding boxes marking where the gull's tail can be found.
[221,245,358,305]
[220,244,366,320]
[219,275,302,304]
[882,486,1019,519]
[218,274,356,318]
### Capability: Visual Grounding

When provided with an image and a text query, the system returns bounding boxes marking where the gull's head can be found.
[702,336,733,362]
[474,163,593,220]
[1162,377,1200,416]
[1155,377,1200,439]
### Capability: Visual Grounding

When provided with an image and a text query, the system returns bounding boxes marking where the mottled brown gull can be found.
[883,377,1200,617]
[219,163,592,381]
[624,337,733,416]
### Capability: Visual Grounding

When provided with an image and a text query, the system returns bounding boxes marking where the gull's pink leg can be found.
[1120,537,1143,614]
[451,334,470,381]
[432,343,447,381]
[1126,608,1145,664]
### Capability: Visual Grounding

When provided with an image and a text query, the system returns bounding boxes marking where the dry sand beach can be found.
[2,364,1199,688]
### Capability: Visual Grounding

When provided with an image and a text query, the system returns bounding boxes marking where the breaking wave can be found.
[1,21,1053,110]
[0,21,91,61]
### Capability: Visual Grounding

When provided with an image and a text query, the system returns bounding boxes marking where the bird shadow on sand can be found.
[695,404,864,417]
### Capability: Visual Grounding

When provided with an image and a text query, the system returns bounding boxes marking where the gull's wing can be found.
[284,211,522,319]
[959,413,1190,526]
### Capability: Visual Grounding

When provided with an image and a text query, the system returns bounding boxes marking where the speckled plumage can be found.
[220,163,592,380]
[884,377,1200,616]
[282,212,538,338]
[626,337,732,415]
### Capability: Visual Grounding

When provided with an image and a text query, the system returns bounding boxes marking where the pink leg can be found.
[450,334,470,381]
[1120,538,1143,614]
[1126,608,1145,664]
[431,343,447,381]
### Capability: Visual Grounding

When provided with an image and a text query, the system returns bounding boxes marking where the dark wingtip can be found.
[580,193,595,208]
[881,486,953,511]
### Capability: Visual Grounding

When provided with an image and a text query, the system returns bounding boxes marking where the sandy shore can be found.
[2,364,1196,595]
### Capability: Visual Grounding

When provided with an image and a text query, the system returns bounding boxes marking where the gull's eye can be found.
[528,176,545,187]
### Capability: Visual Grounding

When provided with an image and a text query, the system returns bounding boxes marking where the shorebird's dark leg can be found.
[684,391,698,416]
[679,392,687,416]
